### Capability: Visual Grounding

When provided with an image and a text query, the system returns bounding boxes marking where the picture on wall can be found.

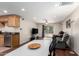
[66,19,71,28]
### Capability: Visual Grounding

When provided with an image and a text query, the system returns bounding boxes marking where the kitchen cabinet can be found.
[0,15,20,27]
[0,23,5,27]
[0,16,8,27]
[8,15,20,27]
[0,34,4,46]
[4,32,20,48]
[0,16,8,22]
[11,33,20,48]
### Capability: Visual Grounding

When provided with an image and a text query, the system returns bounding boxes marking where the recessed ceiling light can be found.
[3,10,8,13]
[21,8,25,11]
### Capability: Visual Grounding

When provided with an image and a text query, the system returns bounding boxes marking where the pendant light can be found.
[44,19,48,25]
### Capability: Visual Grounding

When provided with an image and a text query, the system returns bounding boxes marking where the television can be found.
[32,28,38,34]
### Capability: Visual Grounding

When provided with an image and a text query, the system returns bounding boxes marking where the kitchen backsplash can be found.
[0,26,20,32]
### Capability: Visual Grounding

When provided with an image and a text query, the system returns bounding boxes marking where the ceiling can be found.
[0,2,78,23]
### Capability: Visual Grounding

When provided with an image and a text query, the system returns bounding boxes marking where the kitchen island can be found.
[5,39,52,56]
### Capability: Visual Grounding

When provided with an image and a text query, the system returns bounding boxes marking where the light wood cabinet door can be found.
[0,16,4,22]
[8,15,20,27]
[3,16,9,22]
[8,16,15,26]
[0,23,4,28]
[15,16,20,27]
[0,35,4,46]
[11,34,20,48]
[0,16,3,22]
[0,16,8,22]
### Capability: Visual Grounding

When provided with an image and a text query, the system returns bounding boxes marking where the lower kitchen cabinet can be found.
[0,34,4,46]
[11,33,20,48]
[0,33,20,48]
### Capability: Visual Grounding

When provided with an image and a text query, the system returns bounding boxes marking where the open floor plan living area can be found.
[0,2,79,56]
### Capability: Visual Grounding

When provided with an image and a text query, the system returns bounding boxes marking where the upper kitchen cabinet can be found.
[0,16,8,27]
[0,16,8,22]
[8,15,20,27]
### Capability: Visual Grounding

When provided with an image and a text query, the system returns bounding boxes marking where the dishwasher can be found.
[4,32,12,47]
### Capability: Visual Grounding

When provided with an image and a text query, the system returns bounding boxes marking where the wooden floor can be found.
[0,41,30,56]
[0,46,78,56]
[0,48,78,56]
[54,49,78,56]
[0,48,15,56]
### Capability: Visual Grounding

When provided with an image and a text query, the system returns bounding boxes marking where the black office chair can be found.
[49,31,71,56]
[49,35,57,56]
[55,33,70,49]
[48,31,64,56]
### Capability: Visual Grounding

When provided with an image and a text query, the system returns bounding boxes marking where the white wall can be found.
[62,6,79,55]
[37,23,62,38]
[20,19,37,44]
[52,23,62,35]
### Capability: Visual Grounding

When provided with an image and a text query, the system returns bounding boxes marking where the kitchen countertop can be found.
[0,32,19,34]
[5,39,52,56]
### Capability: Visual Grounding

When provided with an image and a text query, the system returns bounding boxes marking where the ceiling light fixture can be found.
[3,10,8,13]
[21,8,25,11]
[54,4,60,7]
[44,19,48,25]
[54,3,61,7]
